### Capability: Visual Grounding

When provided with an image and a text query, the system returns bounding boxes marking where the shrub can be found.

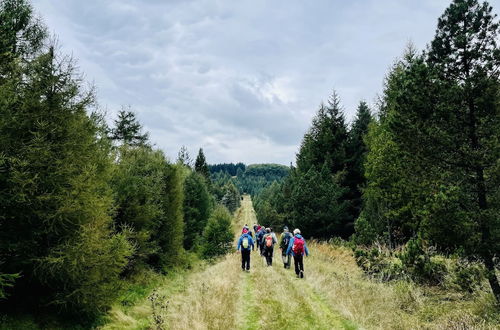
[201,206,234,259]
[397,238,446,285]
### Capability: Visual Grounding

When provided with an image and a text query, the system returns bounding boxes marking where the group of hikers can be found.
[236,224,309,278]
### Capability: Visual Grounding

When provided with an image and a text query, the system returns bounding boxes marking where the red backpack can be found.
[292,237,305,255]
[265,235,273,248]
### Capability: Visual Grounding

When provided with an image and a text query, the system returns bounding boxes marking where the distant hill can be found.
[209,163,290,195]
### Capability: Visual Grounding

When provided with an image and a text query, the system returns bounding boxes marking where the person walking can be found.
[262,228,277,266]
[286,229,309,278]
[279,226,292,269]
[256,226,266,255]
[237,228,254,272]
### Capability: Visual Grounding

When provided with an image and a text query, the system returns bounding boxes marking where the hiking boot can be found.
[299,270,304,278]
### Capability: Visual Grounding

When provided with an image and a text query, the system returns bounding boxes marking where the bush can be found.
[397,238,446,285]
[201,206,234,259]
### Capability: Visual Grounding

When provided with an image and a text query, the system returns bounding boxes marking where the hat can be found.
[266,228,271,233]
[242,228,248,234]
[293,228,301,235]
[283,226,289,231]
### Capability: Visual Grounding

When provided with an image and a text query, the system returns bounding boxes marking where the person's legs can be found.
[296,255,304,278]
[293,255,300,276]
[241,250,246,270]
[287,254,291,269]
[269,246,273,266]
[242,249,250,270]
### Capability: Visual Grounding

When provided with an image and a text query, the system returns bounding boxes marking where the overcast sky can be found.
[32,0,500,165]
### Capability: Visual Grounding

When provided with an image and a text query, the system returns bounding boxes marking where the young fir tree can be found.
[110,107,149,147]
[201,206,234,259]
[0,0,133,315]
[183,172,211,250]
[221,181,241,214]
[111,147,168,270]
[194,148,211,183]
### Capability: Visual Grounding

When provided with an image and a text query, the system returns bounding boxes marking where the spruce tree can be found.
[110,107,149,147]
[346,101,373,220]
[195,148,211,183]
[0,0,133,315]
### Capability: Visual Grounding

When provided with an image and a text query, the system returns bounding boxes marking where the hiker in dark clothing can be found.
[237,228,254,271]
[262,228,277,266]
[279,226,292,269]
[256,227,266,255]
[286,228,309,278]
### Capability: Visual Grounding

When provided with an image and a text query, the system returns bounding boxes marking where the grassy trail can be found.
[102,196,499,329]
[163,196,355,330]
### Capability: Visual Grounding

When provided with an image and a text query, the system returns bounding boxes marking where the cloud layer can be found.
[32,0,500,164]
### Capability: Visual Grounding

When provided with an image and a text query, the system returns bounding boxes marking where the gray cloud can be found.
[32,0,500,164]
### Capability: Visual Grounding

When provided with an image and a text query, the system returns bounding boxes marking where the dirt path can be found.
[164,196,356,330]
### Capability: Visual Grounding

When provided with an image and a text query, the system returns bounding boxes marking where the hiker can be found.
[262,228,277,266]
[242,224,253,238]
[286,229,309,278]
[237,228,254,271]
[256,226,266,255]
[279,226,292,269]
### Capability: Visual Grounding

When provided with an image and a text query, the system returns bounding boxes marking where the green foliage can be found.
[111,146,169,269]
[236,164,290,196]
[201,206,233,259]
[359,0,500,300]
[397,238,446,285]
[209,163,246,176]
[288,165,349,239]
[39,224,134,316]
[221,181,241,214]
[110,108,149,147]
[183,172,211,250]
[0,272,19,300]
[194,148,210,184]
[152,163,185,270]
[253,181,286,229]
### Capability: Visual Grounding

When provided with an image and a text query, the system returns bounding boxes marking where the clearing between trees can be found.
[102,196,498,330]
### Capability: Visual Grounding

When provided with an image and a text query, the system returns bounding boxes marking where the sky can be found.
[31,0,500,165]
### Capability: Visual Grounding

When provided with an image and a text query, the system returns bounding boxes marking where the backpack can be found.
[242,236,249,249]
[265,235,273,248]
[292,237,305,255]
[281,232,291,249]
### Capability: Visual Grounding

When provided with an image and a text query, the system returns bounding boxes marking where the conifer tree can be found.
[110,107,149,147]
[346,101,373,220]
[0,0,133,314]
[183,172,211,250]
[195,148,211,183]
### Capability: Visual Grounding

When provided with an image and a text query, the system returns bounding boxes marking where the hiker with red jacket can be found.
[286,229,309,278]
[262,228,277,266]
[237,228,255,272]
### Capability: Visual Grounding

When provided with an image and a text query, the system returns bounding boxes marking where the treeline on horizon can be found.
[210,163,290,196]
[0,0,241,322]
[254,0,500,303]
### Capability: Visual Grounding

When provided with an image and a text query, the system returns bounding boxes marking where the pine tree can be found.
[195,148,211,183]
[110,107,149,147]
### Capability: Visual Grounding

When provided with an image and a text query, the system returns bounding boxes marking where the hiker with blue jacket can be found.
[237,228,254,272]
[256,226,267,255]
[286,228,309,278]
